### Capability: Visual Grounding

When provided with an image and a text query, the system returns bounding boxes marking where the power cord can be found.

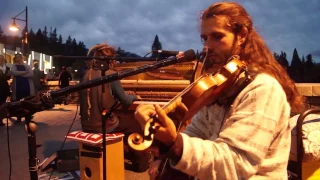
[143,51,161,60]
[48,100,79,179]
[6,117,12,180]
[143,51,152,57]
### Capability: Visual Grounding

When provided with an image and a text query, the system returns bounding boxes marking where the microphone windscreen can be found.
[179,49,196,62]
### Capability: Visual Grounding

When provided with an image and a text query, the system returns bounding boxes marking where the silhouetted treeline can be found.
[274,48,320,83]
[0,25,140,69]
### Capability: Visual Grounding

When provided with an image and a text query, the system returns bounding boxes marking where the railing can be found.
[296,83,320,108]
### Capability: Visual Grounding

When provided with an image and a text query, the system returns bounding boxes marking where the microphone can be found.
[175,49,196,63]
[152,49,181,56]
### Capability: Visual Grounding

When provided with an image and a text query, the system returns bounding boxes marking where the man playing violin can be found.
[134,2,306,179]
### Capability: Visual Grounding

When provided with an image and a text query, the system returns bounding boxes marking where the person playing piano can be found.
[134,2,306,179]
[79,43,149,172]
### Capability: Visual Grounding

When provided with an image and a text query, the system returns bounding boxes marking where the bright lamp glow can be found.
[9,20,20,31]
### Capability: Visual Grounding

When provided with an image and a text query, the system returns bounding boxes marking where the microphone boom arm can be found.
[51,53,192,98]
[2,49,195,115]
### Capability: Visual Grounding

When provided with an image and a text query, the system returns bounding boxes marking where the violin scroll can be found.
[128,97,186,151]
[128,117,160,151]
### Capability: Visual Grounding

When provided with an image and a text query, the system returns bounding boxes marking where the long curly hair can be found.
[201,2,305,113]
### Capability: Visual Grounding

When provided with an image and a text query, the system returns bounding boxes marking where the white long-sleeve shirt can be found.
[172,73,291,180]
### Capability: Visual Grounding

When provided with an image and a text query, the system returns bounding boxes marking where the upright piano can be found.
[114,60,199,104]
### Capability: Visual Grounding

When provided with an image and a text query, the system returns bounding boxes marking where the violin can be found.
[128,56,249,179]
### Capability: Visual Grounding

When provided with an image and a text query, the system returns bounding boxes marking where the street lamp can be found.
[9,19,20,31]
[9,6,28,56]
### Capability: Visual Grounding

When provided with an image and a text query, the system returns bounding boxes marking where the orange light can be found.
[9,20,20,31]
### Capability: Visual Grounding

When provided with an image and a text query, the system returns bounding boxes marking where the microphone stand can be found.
[24,114,39,180]
[53,55,158,62]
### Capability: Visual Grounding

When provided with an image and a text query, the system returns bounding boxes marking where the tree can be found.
[275,51,289,69]
[273,52,279,60]
[305,54,314,68]
[55,34,64,55]
[289,48,303,82]
[0,25,4,38]
[196,49,200,60]
[301,55,305,65]
[66,36,72,45]
[290,48,302,68]
[71,38,77,55]
[49,28,58,44]
[302,54,316,82]
[0,25,5,43]
[42,26,48,41]
[58,35,63,45]
[150,35,162,58]
[151,35,162,51]
[77,41,87,56]
[64,35,73,55]
[33,28,44,52]
[28,29,36,50]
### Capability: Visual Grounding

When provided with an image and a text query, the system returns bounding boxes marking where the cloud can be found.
[0,0,319,62]
[310,49,320,57]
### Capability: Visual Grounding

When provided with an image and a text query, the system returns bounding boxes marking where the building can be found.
[0,43,53,73]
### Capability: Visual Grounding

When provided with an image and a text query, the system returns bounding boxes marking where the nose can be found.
[202,47,215,56]
[203,41,209,50]
[202,47,208,52]
[203,38,216,52]
[203,40,213,51]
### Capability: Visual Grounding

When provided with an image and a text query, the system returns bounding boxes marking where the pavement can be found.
[0,104,149,180]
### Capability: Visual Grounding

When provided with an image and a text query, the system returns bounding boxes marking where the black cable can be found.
[114,54,125,62]
[48,99,79,179]
[6,117,12,180]
[143,51,152,58]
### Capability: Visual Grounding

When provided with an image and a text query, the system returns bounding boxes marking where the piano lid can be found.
[114,61,198,82]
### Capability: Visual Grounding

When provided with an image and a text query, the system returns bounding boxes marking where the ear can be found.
[236,27,248,46]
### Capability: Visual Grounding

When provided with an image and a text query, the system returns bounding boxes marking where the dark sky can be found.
[1,0,319,62]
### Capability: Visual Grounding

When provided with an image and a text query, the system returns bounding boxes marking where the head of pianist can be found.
[87,43,117,71]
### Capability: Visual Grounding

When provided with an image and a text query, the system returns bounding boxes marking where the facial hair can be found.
[202,36,239,74]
